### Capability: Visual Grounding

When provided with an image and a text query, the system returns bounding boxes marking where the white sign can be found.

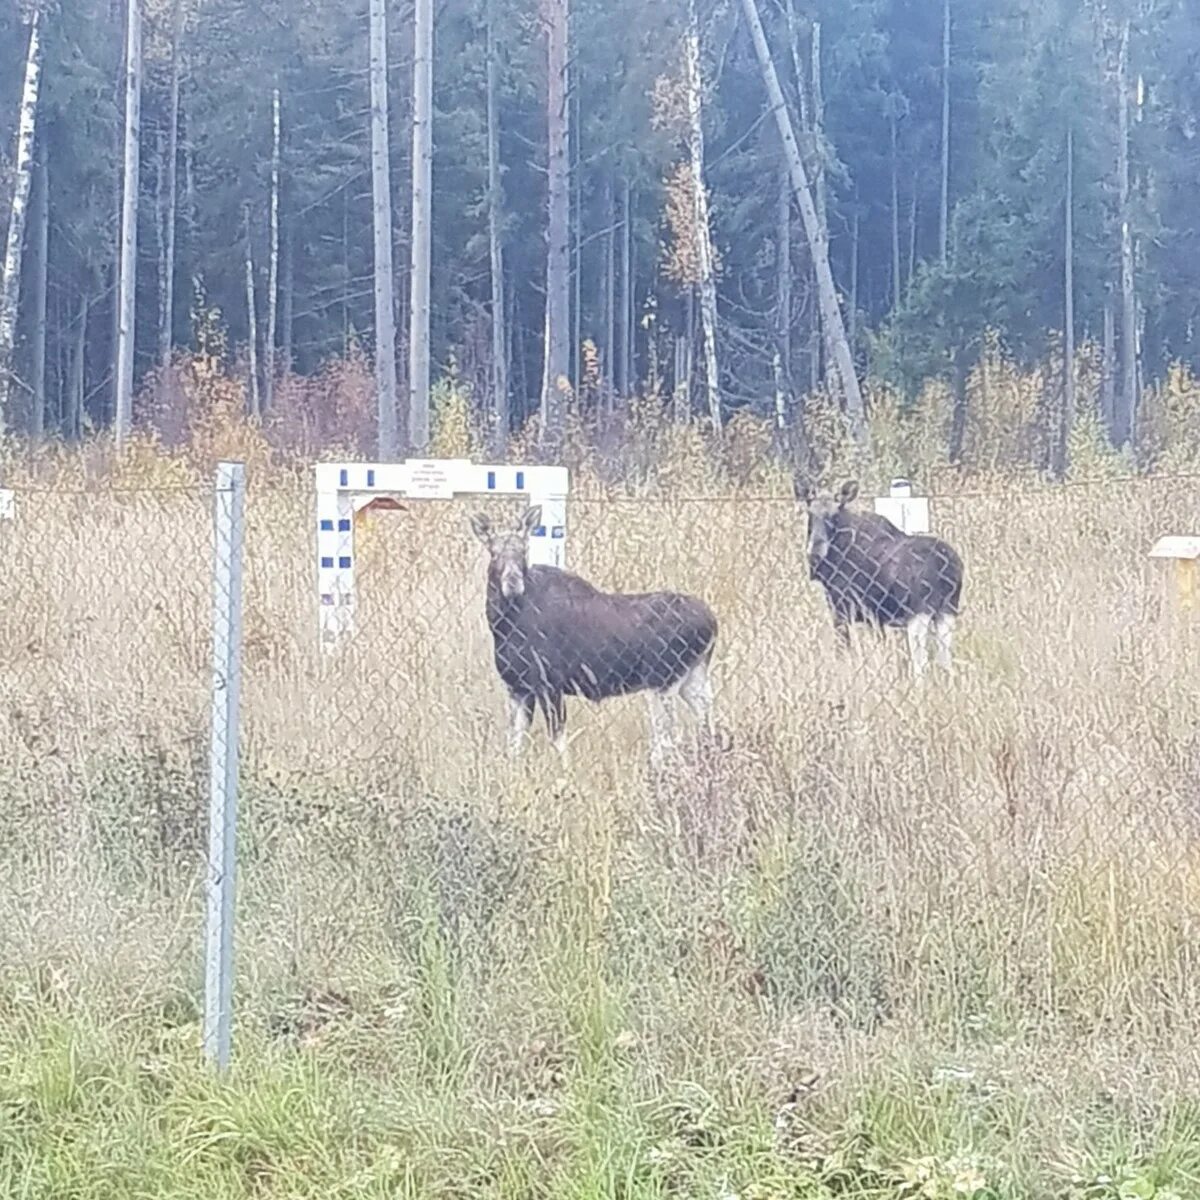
[1149,535,1200,561]
[405,458,461,500]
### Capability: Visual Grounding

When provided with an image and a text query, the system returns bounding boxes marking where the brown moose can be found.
[796,479,964,678]
[470,505,718,763]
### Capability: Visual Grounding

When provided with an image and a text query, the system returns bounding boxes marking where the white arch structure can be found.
[315,458,569,648]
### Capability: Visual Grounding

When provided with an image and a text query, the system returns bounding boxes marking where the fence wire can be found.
[4,470,1200,1052]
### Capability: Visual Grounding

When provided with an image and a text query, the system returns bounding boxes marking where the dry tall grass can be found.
[4,356,1200,1197]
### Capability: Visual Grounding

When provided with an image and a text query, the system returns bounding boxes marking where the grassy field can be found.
[3,391,1200,1196]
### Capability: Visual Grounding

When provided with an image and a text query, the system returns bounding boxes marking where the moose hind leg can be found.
[506,692,535,759]
[905,613,932,680]
[678,657,714,729]
[646,689,677,767]
[933,613,955,672]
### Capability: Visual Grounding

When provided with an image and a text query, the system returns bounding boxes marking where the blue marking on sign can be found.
[551,526,565,538]
[487,471,496,489]
[339,468,348,487]
[516,470,525,490]
[338,556,352,569]
[320,594,334,605]
[532,526,546,537]
[321,556,334,569]
[338,518,351,531]
[367,468,376,487]
[320,519,334,531]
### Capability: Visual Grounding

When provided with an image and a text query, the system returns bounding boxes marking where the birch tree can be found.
[485,0,508,450]
[263,86,281,412]
[539,0,570,452]
[685,0,721,432]
[1115,18,1137,448]
[158,0,184,374]
[739,0,867,446]
[409,0,433,451]
[114,0,142,444]
[939,0,951,263]
[369,0,399,456]
[0,6,44,430]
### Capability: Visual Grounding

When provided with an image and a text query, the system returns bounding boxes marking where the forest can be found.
[0,0,1198,470]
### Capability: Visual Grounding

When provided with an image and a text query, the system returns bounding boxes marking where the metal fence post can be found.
[204,461,246,1071]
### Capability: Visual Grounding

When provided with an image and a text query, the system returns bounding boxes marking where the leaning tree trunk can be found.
[115,0,142,445]
[485,0,509,452]
[539,0,570,453]
[408,0,433,451]
[739,0,866,446]
[685,0,721,433]
[809,21,826,386]
[369,0,399,455]
[0,8,44,430]
[1115,19,1137,450]
[158,0,183,374]
[263,86,281,412]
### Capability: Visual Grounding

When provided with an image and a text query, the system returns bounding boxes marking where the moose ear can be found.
[838,480,859,506]
[791,475,816,505]
[519,505,543,535]
[469,512,492,543]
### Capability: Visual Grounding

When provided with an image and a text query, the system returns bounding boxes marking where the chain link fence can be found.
[3,466,1200,1062]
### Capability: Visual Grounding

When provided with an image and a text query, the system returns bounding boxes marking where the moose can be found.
[795,479,964,678]
[470,505,718,763]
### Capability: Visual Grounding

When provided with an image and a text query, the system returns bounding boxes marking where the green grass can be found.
[3,770,1200,1200]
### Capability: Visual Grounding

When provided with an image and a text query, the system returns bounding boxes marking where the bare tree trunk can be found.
[571,87,581,396]
[908,175,918,282]
[604,176,616,406]
[263,86,280,412]
[890,114,901,310]
[1101,293,1115,433]
[486,0,509,452]
[1058,123,1075,478]
[0,8,43,429]
[370,0,399,455]
[67,291,88,441]
[281,221,293,374]
[158,0,183,374]
[939,0,950,263]
[408,0,433,450]
[243,208,260,418]
[773,172,789,438]
[115,0,142,444]
[618,178,631,397]
[776,165,791,385]
[30,155,48,439]
[1115,20,1137,449]
[539,0,570,452]
[685,0,721,432]
[740,0,866,444]
[809,22,826,389]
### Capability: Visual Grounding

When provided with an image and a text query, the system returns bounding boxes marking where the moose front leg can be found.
[506,692,535,759]
[543,691,569,763]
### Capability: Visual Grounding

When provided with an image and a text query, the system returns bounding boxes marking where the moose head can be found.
[470,504,541,598]
[793,478,858,569]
